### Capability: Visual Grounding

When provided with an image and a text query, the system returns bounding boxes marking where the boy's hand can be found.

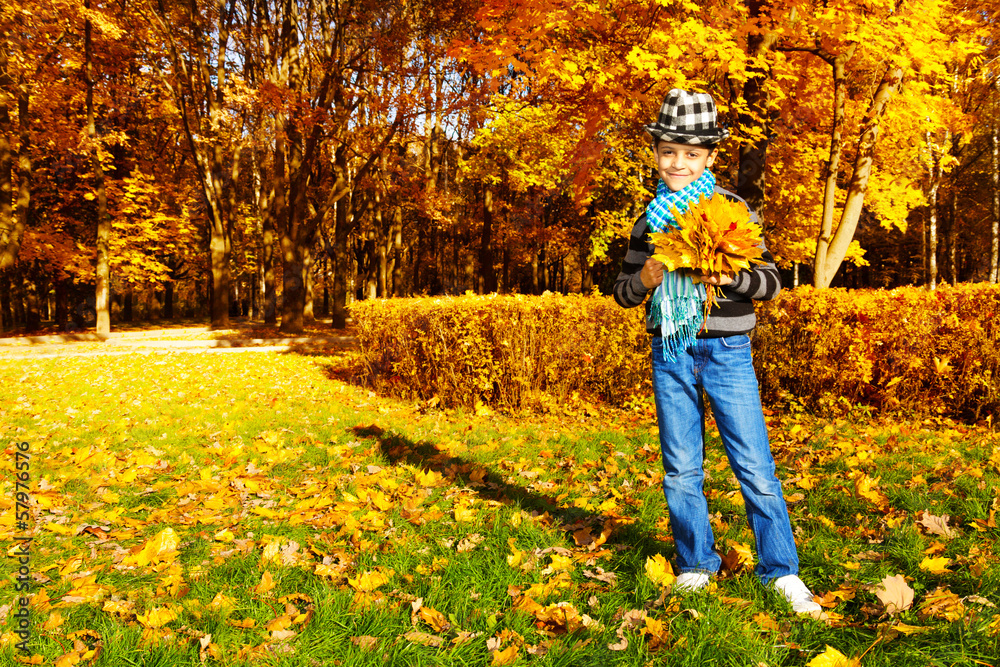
[694,270,733,286]
[640,258,664,289]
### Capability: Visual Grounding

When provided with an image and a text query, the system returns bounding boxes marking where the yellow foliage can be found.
[644,554,675,588]
[351,293,649,412]
[806,645,861,667]
[649,194,764,276]
[354,284,999,420]
[755,284,1000,420]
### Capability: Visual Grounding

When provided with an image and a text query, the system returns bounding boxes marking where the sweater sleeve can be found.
[719,204,782,301]
[612,215,653,308]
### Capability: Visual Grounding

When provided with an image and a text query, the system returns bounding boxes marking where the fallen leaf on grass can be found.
[918,556,952,574]
[582,567,617,585]
[457,533,485,553]
[491,645,518,665]
[917,511,957,538]
[806,645,861,667]
[404,631,445,648]
[874,574,913,615]
[136,606,177,628]
[818,586,856,608]
[718,543,753,577]
[920,587,965,622]
[452,631,483,646]
[418,606,452,633]
[198,634,222,662]
[351,635,378,651]
[122,528,180,567]
[881,622,932,636]
[644,554,675,587]
[753,612,782,632]
[348,569,393,592]
[255,571,275,594]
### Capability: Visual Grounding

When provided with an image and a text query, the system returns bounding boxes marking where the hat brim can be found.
[645,124,729,145]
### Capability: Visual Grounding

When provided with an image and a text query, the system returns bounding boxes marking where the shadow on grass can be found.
[349,424,674,568]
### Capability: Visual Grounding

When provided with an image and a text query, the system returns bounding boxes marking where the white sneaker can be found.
[673,571,711,592]
[773,575,822,614]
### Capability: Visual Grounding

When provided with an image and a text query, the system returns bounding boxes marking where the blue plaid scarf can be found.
[645,170,716,361]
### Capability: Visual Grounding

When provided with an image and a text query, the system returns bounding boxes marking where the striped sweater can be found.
[612,186,782,337]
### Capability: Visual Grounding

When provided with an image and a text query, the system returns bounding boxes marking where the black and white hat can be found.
[645,89,730,146]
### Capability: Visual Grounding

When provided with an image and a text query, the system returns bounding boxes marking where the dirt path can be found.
[0,325,357,360]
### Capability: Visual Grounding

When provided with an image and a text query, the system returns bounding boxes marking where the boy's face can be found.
[656,140,718,192]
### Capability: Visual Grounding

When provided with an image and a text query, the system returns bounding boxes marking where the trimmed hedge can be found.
[351,284,1000,421]
[351,293,649,412]
[753,283,1000,422]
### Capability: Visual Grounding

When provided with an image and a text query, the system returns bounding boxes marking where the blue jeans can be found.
[651,334,799,583]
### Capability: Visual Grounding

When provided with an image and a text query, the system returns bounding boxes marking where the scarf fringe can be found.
[649,271,706,362]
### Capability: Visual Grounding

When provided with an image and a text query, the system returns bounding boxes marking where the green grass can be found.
[1,349,998,666]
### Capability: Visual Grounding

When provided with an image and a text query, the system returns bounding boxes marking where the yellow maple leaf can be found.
[42,611,64,631]
[414,469,443,487]
[54,651,82,667]
[208,592,236,612]
[255,571,276,594]
[102,599,134,616]
[806,645,861,667]
[266,615,293,632]
[125,527,180,567]
[62,575,109,603]
[136,606,177,628]
[544,554,575,573]
[491,645,518,666]
[651,194,764,276]
[644,554,675,588]
[348,569,393,592]
[506,539,527,568]
[920,587,965,621]
[453,502,476,523]
[918,556,952,574]
[418,606,451,633]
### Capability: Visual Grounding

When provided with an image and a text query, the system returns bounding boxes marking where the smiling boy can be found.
[613,89,821,615]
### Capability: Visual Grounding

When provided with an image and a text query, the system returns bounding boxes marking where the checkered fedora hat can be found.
[645,89,730,145]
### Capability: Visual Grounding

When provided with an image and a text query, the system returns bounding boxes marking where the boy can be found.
[613,89,821,615]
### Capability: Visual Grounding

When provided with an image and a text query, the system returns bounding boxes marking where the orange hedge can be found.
[351,284,1000,421]
[753,283,1000,422]
[350,293,649,412]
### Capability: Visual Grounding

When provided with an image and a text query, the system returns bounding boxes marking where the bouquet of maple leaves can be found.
[648,194,765,321]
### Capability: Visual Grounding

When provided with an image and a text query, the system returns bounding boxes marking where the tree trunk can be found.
[923,129,946,291]
[0,43,30,271]
[927,195,938,290]
[164,281,174,319]
[735,11,779,218]
[813,45,857,288]
[992,123,999,283]
[391,205,403,297]
[0,271,10,331]
[814,65,903,288]
[280,233,306,334]
[85,0,110,335]
[55,279,68,330]
[331,183,352,328]
[303,243,315,321]
[949,189,958,285]
[479,185,497,293]
[412,226,422,295]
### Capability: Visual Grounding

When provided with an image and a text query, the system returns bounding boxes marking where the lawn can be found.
[1,347,998,666]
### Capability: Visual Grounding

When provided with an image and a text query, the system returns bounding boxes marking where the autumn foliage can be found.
[354,285,1000,421]
[754,283,1000,421]
[351,293,649,412]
